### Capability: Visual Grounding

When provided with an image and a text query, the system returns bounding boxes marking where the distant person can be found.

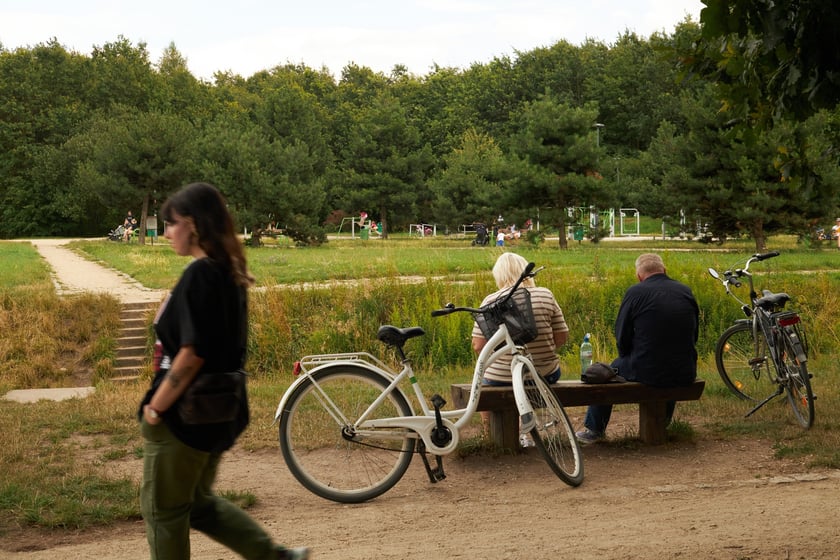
[472,253,569,445]
[496,229,506,246]
[137,182,310,560]
[123,211,138,241]
[833,218,840,249]
[576,253,699,444]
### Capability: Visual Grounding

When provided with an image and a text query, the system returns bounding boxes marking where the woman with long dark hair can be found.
[138,182,309,559]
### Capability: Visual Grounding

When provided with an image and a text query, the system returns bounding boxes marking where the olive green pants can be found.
[140,420,283,559]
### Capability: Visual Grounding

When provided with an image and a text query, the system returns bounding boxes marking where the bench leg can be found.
[638,401,667,445]
[488,409,520,451]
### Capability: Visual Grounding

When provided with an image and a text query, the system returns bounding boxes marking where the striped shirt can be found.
[471,286,568,383]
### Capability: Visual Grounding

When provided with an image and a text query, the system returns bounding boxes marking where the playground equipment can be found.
[338,215,381,239]
[618,208,640,236]
[409,223,437,237]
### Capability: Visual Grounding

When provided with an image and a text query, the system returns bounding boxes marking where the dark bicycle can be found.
[708,251,815,428]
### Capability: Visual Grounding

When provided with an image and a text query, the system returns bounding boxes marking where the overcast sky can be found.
[1,0,704,80]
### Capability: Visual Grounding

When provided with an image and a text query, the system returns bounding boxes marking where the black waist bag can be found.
[177,369,248,425]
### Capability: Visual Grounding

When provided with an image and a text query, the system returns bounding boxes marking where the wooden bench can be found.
[450,378,705,448]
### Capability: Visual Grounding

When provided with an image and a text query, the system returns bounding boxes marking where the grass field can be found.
[1,236,838,532]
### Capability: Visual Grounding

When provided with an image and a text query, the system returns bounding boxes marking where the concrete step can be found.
[111,374,141,383]
[120,317,148,329]
[117,337,147,348]
[115,356,146,368]
[122,301,156,312]
[116,345,147,358]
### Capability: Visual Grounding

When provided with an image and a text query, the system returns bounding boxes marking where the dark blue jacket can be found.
[612,273,698,387]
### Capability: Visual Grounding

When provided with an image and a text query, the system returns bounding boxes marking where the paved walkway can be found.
[4,239,165,403]
[28,239,166,304]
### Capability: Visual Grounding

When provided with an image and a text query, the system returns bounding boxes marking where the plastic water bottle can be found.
[580,333,593,375]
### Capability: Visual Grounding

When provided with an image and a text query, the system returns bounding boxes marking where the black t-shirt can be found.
[139,258,249,452]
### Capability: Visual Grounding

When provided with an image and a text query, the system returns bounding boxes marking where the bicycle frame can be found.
[710,253,776,362]
[274,321,536,456]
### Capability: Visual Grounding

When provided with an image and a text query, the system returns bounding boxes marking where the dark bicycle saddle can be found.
[377,325,425,347]
[756,290,790,310]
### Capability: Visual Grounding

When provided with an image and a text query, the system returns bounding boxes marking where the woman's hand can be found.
[143,404,163,425]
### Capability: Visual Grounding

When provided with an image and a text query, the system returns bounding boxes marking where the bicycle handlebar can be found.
[709,251,782,310]
[430,304,456,317]
[753,251,780,262]
[431,262,541,317]
[721,251,781,281]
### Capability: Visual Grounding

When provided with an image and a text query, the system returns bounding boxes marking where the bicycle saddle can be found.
[756,290,790,310]
[377,325,425,347]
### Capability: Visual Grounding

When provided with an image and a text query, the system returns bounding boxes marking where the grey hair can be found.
[635,253,666,276]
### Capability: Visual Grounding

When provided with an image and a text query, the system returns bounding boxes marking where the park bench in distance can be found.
[450,378,705,449]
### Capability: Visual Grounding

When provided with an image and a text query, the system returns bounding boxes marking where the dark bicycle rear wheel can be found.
[778,327,815,428]
[715,322,775,401]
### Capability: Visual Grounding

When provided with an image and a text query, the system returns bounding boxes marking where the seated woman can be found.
[471,252,569,445]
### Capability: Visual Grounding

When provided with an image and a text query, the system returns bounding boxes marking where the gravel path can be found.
[29,238,166,304]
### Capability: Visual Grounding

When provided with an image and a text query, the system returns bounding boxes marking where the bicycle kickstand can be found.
[745,385,784,418]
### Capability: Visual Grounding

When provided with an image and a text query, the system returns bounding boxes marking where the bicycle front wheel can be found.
[278,365,415,503]
[715,322,774,401]
[778,328,815,428]
[520,365,584,487]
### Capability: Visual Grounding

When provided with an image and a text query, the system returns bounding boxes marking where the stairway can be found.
[113,302,155,382]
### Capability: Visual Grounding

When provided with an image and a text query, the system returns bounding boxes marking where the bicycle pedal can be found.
[519,412,535,434]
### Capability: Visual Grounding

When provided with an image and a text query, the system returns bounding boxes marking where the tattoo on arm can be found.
[166,371,182,388]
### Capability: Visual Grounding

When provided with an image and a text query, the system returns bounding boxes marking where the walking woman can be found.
[138,182,309,559]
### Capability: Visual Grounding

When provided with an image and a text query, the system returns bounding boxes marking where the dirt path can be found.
[8,434,840,560]
[6,239,840,559]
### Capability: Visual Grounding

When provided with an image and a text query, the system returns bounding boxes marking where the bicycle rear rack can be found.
[294,352,393,375]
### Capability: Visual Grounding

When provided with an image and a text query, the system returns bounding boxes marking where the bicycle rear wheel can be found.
[715,322,774,401]
[520,364,584,487]
[778,327,815,428]
[278,365,415,503]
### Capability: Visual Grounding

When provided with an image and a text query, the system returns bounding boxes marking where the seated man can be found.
[576,253,699,444]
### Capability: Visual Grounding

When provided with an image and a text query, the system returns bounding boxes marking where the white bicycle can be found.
[274,263,584,503]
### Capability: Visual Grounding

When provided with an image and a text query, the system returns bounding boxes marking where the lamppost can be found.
[593,123,605,148]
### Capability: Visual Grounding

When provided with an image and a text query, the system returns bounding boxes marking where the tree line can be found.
[1,3,838,249]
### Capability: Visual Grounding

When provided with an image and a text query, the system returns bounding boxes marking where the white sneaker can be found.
[519,433,536,448]
[283,547,310,560]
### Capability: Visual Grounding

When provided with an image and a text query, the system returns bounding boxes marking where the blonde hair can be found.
[492,252,535,289]
[635,253,666,277]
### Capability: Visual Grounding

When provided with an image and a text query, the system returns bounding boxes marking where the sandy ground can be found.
[3,239,839,559]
